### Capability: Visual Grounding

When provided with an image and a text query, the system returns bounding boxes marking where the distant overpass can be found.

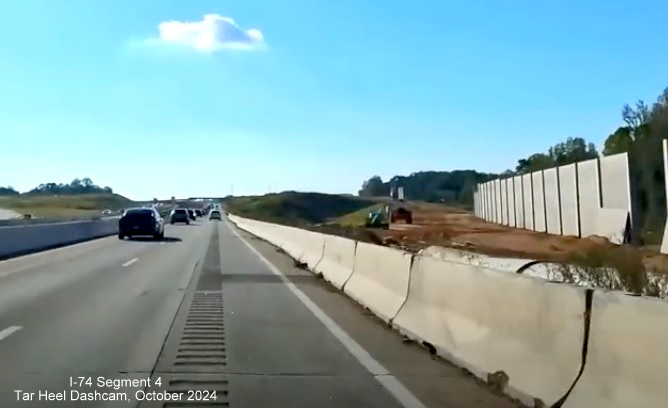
[187,197,226,201]
[152,197,225,204]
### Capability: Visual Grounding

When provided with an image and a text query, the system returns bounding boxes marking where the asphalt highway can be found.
[0,216,521,408]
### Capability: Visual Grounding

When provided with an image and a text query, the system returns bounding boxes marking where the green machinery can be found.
[364,206,390,229]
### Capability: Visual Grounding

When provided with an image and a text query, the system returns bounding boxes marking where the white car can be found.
[209,210,222,220]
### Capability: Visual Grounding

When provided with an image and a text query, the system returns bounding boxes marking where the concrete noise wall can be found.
[473,191,479,217]
[531,171,547,232]
[486,181,493,220]
[507,178,517,227]
[513,176,524,228]
[599,153,632,212]
[475,150,639,245]
[481,183,488,220]
[576,158,600,238]
[559,164,580,237]
[494,179,502,223]
[500,179,509,225]
[543,168,562,235]
[472,191,477,216]
[480,183,489,220]
[598,153,632,244]
[521,173,534,230]
[487,181,495,222]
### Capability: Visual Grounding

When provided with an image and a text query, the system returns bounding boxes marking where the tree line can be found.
[359,86,668,242]
[0,178,114,196]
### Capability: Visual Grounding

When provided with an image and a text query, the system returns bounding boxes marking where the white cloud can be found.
[145,14,265,52]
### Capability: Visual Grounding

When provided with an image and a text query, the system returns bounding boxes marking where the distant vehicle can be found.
[170,208,190,225]
[209,210,222,220]
[118,208,165,240]
[187,209,196,221]
[101,209,112,215]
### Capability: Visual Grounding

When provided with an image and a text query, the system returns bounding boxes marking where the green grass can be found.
[224,192,378,226]
[0,193,135,218]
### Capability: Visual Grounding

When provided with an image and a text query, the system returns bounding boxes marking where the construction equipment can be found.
[390,205,413,224]
[388,183,412,224]
[364,208,389,229]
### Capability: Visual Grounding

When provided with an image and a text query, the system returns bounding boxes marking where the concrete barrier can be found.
[314,234,357,289]
[278,226,326,269]
[392,254,587,406]
[230,217,281,244]
[418,246,540,275]
[0,218,119,260]
[564,292,668,408]
[343,242,413,323]
[227,216,325,269]
[0,215,120,227]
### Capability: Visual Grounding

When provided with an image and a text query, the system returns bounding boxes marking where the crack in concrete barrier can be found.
[550,288,593,408]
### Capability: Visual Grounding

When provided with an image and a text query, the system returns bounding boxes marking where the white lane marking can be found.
[225,221,428,408]
[0,326,22,342]
[122,258,138,267]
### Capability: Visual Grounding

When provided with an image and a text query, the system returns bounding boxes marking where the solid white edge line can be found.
[225,219,429,408]
[122,258,138,267]
[0,326,22,342]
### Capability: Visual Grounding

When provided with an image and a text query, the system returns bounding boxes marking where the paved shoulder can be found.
[223,220,523,408]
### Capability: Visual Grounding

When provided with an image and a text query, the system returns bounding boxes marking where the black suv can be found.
[170,208,190,224]
[118,208,165,240]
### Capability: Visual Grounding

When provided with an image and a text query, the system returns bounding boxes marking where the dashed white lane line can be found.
[0,326,22,342]
[122,258,138,267]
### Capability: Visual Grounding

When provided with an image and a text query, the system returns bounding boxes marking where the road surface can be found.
[0,216,521,407]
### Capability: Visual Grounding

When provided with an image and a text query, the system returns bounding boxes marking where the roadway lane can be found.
[0,219,213,407]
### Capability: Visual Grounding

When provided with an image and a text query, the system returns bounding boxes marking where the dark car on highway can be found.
[118,208,165,240]
[187,209,196,220]
[170,208,190,225]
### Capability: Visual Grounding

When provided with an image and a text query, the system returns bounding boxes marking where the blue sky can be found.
[0,0,665,200]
